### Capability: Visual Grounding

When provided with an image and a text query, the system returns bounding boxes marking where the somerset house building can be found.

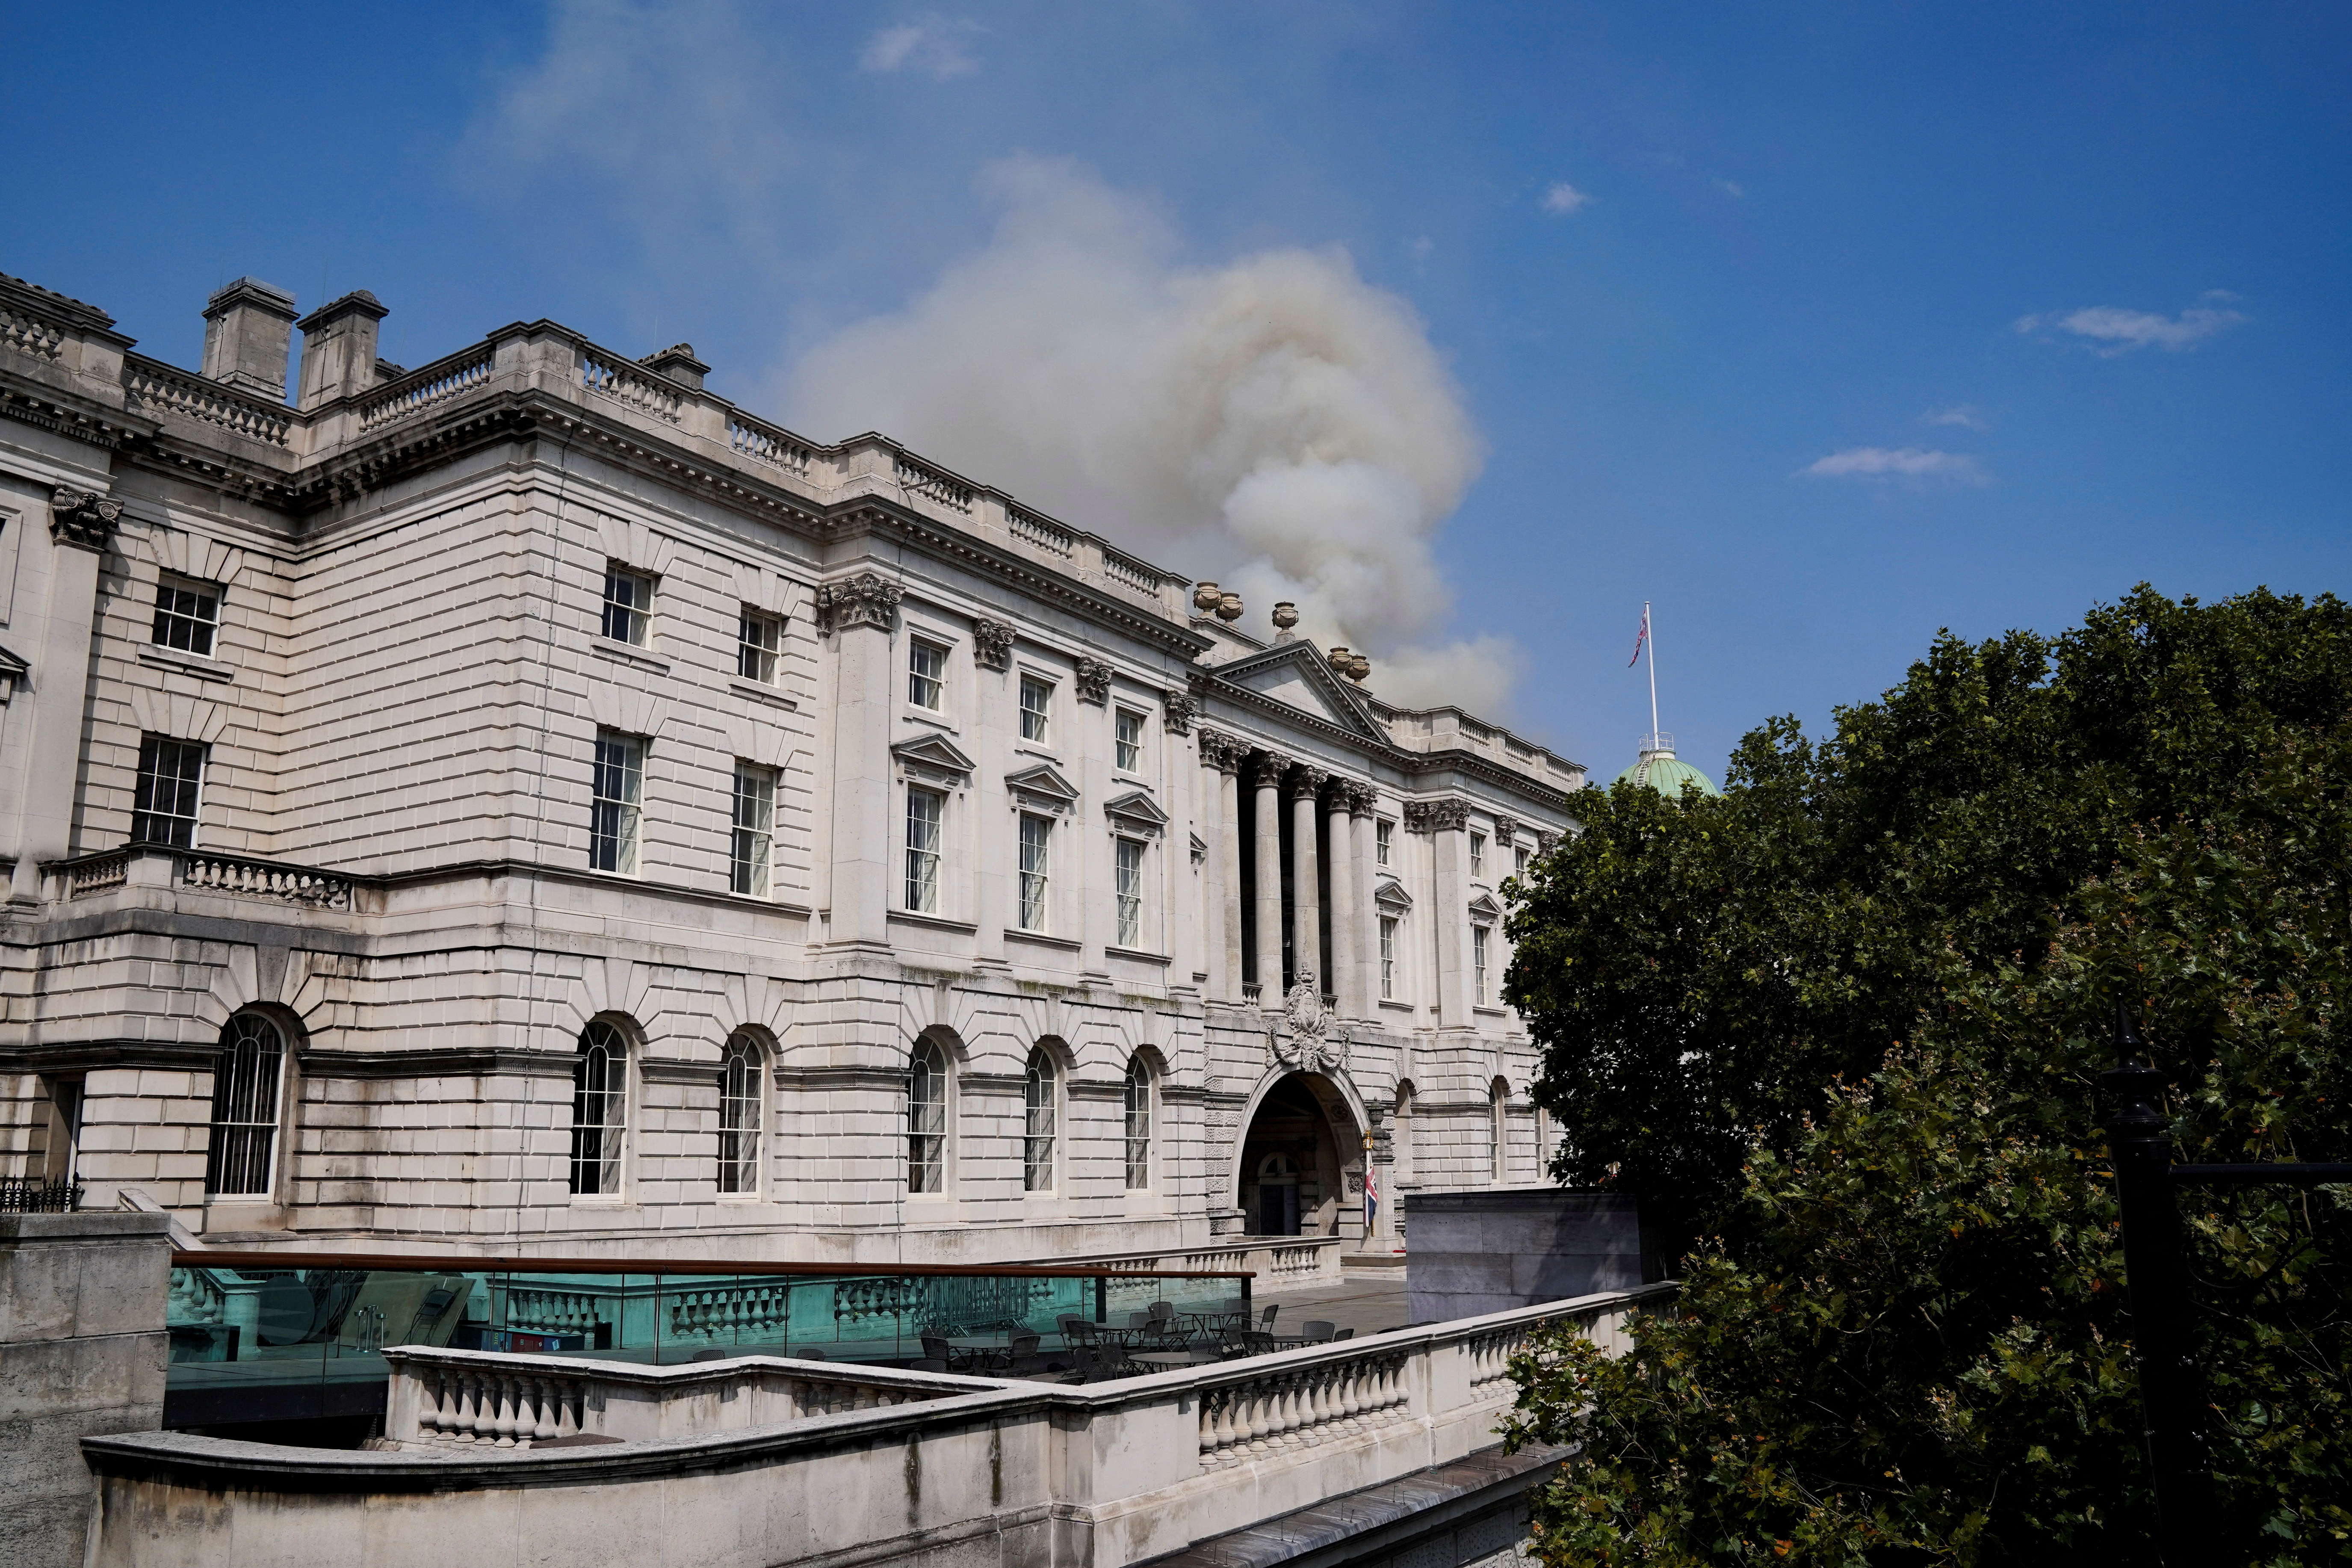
[0,269,1582,1266]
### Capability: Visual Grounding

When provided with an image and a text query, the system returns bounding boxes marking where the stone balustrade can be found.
[87,1286,1673,1568]
[45,845,360,912]
[124,355,295,447]
[384,1347,974,1448]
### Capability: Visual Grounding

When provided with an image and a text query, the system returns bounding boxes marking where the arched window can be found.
[1489,1077,1510,1185]
[908,1037,948,1194]
[1023,1048,1058,1193]
[205,1014,285,1196]
[1123,1057,1153,1191]
[718,1031,763,1196]
[570,1021,628,1196]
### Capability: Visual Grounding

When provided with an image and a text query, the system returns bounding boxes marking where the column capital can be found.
[1404,798,1470,833]
[815,571,903,635]
[972,618,1015,671]
[1334,780,1377,816]
[1200,730,1243,772]
[1248,751,1289,789]
[1492,814,1519,845]
[1074,656,1113,706]
[1162,689,1200,735]
[1288,764,1330,797]
[49,487,121,552]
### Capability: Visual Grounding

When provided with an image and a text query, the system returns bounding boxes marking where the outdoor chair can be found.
[1332,1327,1354,1341]
[793,1347,828,1360]
[1258,1304,1280,1333]
[690,1348,731,1363]
[922,1332,976,1373]
[1006,1332,1046,1376]
[1300,1320,1336,1344]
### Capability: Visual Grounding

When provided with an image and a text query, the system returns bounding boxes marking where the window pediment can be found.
[1007,761,1080,815]
[1104,788,1170,837]
[1467,891,1504,921]
[892,732,976,785]
[1372,874,1413,912]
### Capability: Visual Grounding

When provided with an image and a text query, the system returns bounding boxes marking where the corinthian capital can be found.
[1249,751,1289,790]
[815,572,903,635]
[50,487,122,552]
[1288,765,1330,798]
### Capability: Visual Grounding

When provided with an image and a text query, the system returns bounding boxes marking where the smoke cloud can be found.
[783,157,1511,712]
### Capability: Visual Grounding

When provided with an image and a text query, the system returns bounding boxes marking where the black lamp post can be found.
[2098,1002,2352,1562]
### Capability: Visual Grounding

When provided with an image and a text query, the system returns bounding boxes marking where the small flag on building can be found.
[1364,1160,1379,1234]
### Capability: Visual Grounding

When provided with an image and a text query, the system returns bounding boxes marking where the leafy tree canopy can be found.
[1499,587,2352,1563]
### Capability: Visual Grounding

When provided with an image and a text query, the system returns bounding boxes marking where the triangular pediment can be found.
[1204,641,1388,742]
[1372,874,1413,912]
[0,643,27,676]
[1466,891,1504,921]
[1104,788,1171,831]
[891,732,977,777]
[1005,762,1081,806]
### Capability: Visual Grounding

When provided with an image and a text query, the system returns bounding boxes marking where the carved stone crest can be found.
[1269,970,1350,1073]
[972,619,1014,671]
[815,573,902,635]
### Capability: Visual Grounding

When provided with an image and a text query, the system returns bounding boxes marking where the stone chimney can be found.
[199,278,298,398]
[640,344,707,390]
[295,290,389,410]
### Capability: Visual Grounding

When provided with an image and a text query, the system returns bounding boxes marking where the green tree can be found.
[1498,588,2352,1562]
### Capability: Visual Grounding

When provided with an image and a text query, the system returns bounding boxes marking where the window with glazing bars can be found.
[1123,1057,1152,1190]
[738,608,783,683]
[1515,847,1530,880]
[1375,819,1393,867]
[204,1014,284,1196]
[1114,709,1143,771]
[908,639,946,709]
[1380,916,1398,1000]
[601,564,653,645]
[1114,837,1145,948]
[905,787,943,912]
[1018,675,1052,742]
[1472,925,1490,1005]
[1017,813,1050,930]
[591,732,643,874]
[570,1021,627,1196]
[1469,832,1486,879]
[131,735,205,847]
[908,1039,946,1193]
[152,575,220,656]
[718,1031,762,1195]
[1023,1048,1057,1193]
[731,762,774,896]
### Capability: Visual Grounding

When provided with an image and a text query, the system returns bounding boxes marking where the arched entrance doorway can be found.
[1235,1072,1362,1238]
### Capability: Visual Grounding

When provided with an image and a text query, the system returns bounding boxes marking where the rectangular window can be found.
[1375,819,1393,867]
[1114,708,1144,772]
[591,731,643,874]
[1470,831,1486,879]
[737,608,783,684]
[602,564,653,646]
[1017,812,1051,930]
[1115,837,1145,948]
[905,786,943,912]
[151,574,220,656]
[132,735,206,847]
[730,762,774,897]
[1019,675,1052,742]
[1380,916,1398,1000]
[1515,847,1531,880]
[909,639,947,710]
[1473,925,1491,1005]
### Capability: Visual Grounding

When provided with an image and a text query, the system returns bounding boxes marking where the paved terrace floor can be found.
[1256,1277,1409,1339]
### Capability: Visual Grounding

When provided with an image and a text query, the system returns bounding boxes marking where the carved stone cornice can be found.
[815,572,902,635]
[50,487,122,552]
[972,618,1015,671]
[1074,656,1113,706]
[1162,690,1199,735]
[1287,765,1330,798]
[1404,798,1470,834]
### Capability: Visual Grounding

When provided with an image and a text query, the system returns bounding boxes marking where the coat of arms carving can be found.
[1269,970,1350,1072]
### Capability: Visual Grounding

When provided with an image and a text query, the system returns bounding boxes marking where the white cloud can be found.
[1715,178,1744,198]
[1921,404,1988,431]
[860,14,981,80]
[1540,182,1591,215]
[1801,447,1987,483]
[2015,297,2248,355]
[785,157,1516,709]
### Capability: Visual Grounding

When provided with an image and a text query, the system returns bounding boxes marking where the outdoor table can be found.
[946,1335,1010,1370]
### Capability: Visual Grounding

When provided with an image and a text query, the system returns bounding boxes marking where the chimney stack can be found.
[640,344,707,391]
[295,290,389,410]
[200,278,298,398]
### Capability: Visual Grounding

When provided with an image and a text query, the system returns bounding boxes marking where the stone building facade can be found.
[0,269,1581,1264]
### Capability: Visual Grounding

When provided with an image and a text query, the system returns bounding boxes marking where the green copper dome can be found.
[1614,735,1720,797]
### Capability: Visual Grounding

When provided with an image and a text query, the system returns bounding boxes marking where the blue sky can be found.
[6,2,2345,780]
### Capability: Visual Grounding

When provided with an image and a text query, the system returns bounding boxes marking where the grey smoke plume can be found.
[784,157,1516,713]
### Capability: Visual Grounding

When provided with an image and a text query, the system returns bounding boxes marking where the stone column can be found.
[1217,739,1245,1002]
[1289,766,1327,996]
[1353,788,1382,1018]
[817,572,904,949]
[7,490,118,903]
[1326,785,1360,1017]
[1417,799,1474,1029]
[1250,752,1285,1004]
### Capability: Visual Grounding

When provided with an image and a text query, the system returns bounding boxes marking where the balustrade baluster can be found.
[453,1373,480,1441]
[492,1376,518,1446]
[1213,1388,1237,1458]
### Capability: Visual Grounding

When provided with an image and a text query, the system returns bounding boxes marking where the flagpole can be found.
[1645,600,1660,745]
